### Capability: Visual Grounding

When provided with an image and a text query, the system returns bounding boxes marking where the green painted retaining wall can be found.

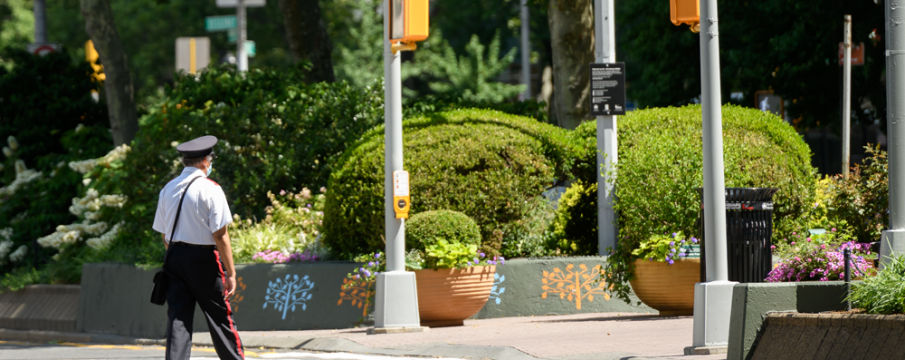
[77,257,653,339]
[726,282,848,360]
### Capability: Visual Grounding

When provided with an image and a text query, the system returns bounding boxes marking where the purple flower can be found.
[368,262,375,267]
[668,259,675,265]
[474,257,479,264]
[307,204,312,208]
[479,252,485,258]
[359,267,366,273]
[671,233,677,238]
[691,237,699,243]
[666,255,671,261]
[363,270,372,277]
[681,239,686,243]
[375,253,381,259]
[670,241,675,246]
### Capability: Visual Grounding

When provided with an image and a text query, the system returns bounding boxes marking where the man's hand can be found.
[224,275,237,299]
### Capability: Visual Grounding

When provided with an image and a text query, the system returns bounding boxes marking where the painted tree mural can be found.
[337,278,374,317]
[264,274,315,320]
[541,263,610,309]
[230,276,248,312]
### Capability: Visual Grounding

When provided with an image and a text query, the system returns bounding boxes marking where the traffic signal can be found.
[670,0,700,33]
[388,0,429,52]
[85,40,106,82]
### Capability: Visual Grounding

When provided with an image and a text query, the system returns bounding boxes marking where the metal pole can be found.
[372,0,421,331]
[700,0,728,282]
[383,1,404,273]
[519,0,532,101]
[237,0,248,71]
[34,0,47,43]
[843,15,852,179]
[844,248,852,311]
[594,0,618,255]
[882,0,905,265]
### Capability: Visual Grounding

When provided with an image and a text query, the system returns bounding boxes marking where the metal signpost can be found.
[842,15,852,179]
[593,0,619,255]
[216,0,264,71]
[519,0,531,101]
[882,0,905,265]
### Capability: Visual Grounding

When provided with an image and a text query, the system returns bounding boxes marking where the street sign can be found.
[227,28,237,43]
[205,15,237,31]
[216,0,265,7]
[27,43,61,56]
[838,42,865,66]
[176,37,211,74]
[589,62,627,116]
[244,41,256,57]
[392,170,410,219]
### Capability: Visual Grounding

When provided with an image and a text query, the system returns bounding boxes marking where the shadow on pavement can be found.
[532,314,688,323]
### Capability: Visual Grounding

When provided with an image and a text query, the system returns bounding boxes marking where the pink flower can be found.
[791,242,797,245]
[280,189,286,196]
[831,228,837,232]
[770,245,777,250]
[807,237,812,242]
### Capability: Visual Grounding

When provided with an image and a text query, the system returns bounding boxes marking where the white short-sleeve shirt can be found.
[152,167,232,245]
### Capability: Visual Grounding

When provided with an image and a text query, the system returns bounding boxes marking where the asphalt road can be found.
[0,341,468,360]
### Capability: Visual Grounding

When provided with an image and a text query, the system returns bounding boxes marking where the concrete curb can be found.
[0,328,542,360]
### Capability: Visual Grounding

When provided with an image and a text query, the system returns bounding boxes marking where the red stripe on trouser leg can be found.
[215,250,244,358]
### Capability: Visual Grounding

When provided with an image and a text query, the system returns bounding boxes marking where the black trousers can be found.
[165,244,244,360]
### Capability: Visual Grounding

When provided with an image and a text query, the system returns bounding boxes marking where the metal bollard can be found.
[844,247,852,311]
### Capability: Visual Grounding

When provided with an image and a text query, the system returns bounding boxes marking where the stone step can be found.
[0,285,79,332]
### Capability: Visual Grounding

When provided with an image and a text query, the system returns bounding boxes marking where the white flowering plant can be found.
[229,187,330,263]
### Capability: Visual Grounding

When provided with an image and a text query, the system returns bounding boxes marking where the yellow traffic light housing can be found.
[389,0,429,53]
[85,40,106,82]
[670,0,700,33]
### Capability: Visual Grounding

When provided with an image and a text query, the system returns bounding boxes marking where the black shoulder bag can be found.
[150,176,201,306]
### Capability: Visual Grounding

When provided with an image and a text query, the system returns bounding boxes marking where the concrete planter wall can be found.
[727,281,848,360]
[77,256,653,339]
[750,312,905,359]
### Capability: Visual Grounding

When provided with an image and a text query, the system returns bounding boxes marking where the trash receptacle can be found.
[696,187,778,283]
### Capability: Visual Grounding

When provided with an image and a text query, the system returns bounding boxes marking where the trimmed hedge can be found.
[323,108,583,259]
[406,210,481,251]
[571,104,817,248]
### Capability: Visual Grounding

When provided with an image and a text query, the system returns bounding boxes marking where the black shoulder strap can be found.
[163,176,202,267]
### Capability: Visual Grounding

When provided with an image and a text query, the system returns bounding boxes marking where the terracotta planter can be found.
[414,266,496,327]
[629,258,700,316]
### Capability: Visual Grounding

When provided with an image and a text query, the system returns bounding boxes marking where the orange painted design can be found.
[337,278,374,317]
[541,264,610,310]
[231,277,247,312]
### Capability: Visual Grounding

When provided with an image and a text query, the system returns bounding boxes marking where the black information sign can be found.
[589,62,627,116]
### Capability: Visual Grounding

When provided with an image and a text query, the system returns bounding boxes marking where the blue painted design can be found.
[263,274,314,320]
[489,273,506,305]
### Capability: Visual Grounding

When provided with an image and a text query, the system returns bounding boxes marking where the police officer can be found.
[153,135,244,360]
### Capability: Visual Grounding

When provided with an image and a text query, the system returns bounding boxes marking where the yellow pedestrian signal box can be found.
[393,170,411,219]
[670,0,700,33]
[85,40,106,82]
[389,0,429,52]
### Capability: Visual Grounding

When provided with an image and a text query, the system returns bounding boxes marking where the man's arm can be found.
[162,234,168,249]
[213,226,237,298]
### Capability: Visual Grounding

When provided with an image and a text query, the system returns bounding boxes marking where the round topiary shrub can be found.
[323,108,582,259]
[571,104,816,247]
[406,210,481,251]
[570,105,817,302]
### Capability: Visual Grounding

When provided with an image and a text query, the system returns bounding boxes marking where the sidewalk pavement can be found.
[0,312,728,360]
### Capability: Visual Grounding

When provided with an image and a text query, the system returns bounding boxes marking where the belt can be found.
[171,242,217,250]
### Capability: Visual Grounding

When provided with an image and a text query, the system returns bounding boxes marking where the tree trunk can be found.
[279,0,336,84]
[80,0,138,146]
[548,0,595,129]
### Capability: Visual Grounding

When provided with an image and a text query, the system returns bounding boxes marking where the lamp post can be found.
[882,0,905,265]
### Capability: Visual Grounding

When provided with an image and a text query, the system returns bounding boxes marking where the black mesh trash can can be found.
[696,188,778,283]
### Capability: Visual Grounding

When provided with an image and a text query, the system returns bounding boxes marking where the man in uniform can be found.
[153,135,245,360]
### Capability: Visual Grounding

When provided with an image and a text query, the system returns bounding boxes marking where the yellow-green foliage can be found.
[229,189,327,263]
[550,179,598,255]
[406,210,481,251]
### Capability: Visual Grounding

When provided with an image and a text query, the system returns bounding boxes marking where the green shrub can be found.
[229,188,329,263]
[575,105,818,303]
[823,145,888,243]
[498,196,558,258]
[406,210,481,251]
[324,108,583,259]
[0,48,112,280]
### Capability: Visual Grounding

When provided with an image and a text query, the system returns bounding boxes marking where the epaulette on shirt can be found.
[206,178,220,186]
